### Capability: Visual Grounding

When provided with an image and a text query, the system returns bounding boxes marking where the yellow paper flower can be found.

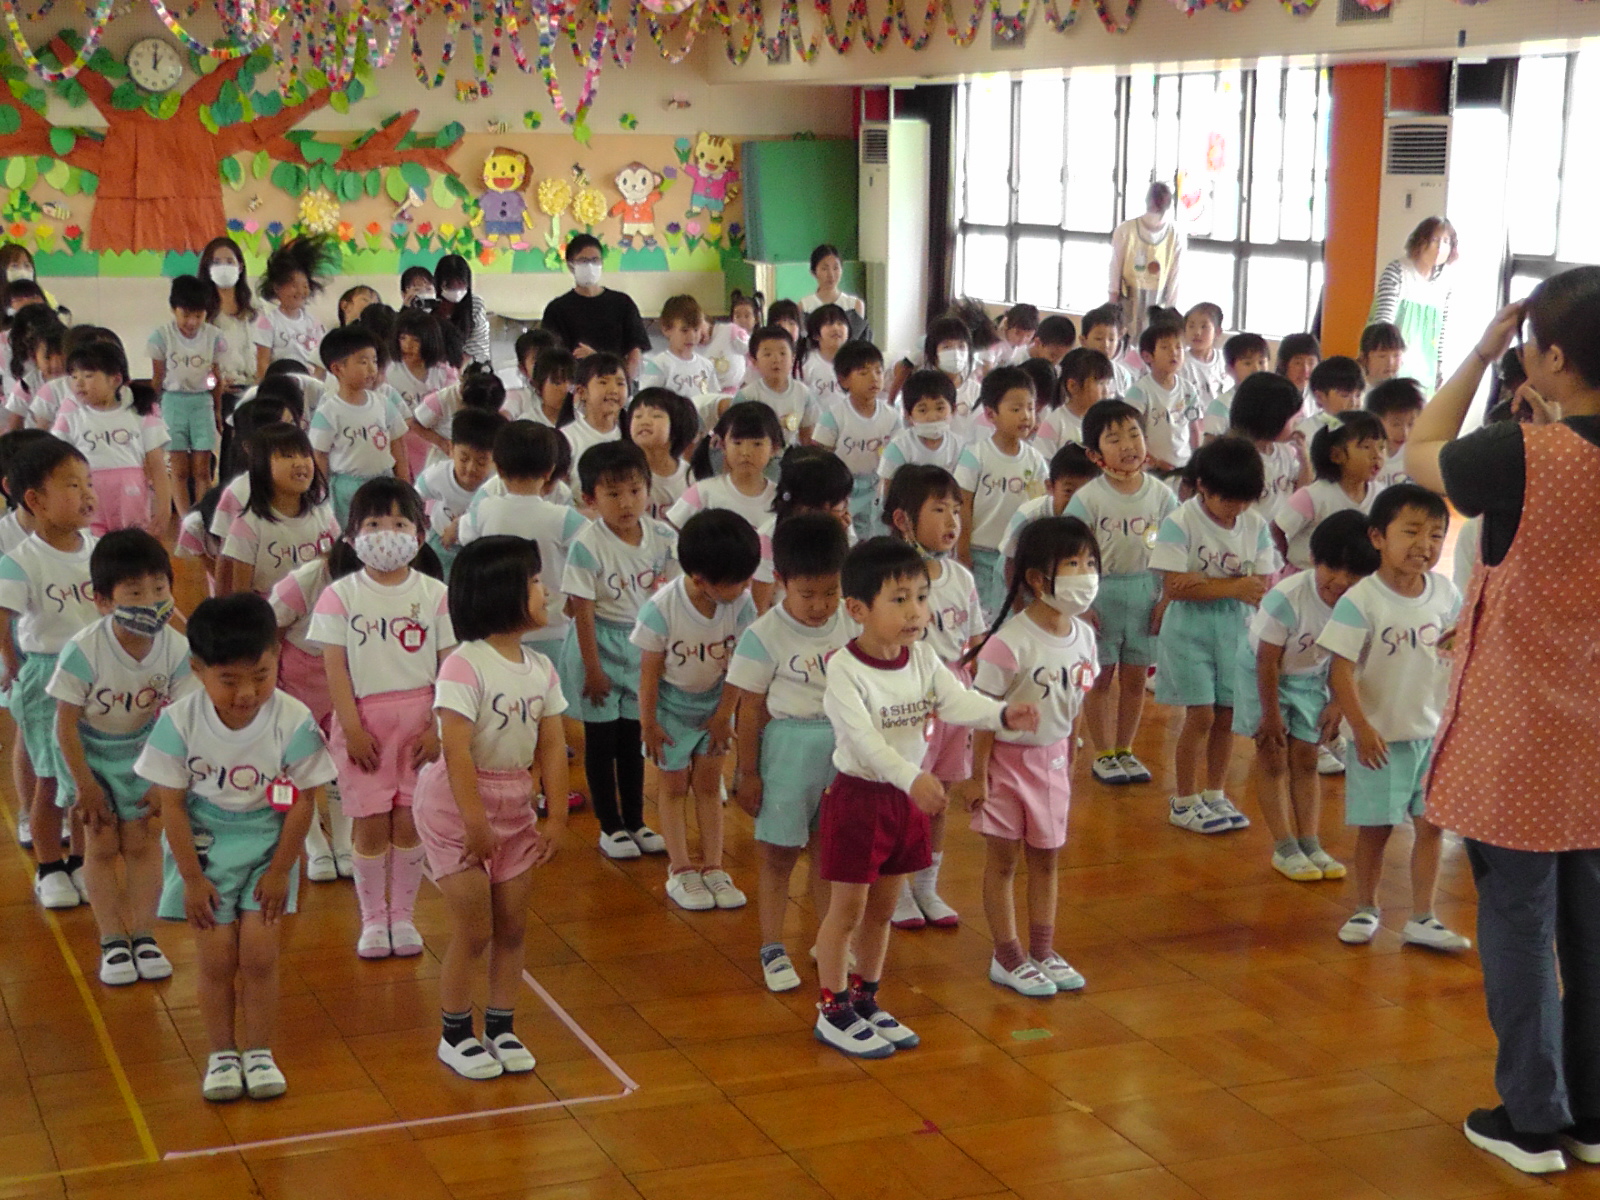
[537,177,572,218]
[298,189,340,235]
[573,186,607,227]
[440,222,457,238]
[33,223,54,242]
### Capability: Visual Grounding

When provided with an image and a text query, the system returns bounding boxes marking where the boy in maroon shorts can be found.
[814,537,1038,1057]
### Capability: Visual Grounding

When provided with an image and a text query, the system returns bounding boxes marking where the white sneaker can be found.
[485,1032,536,1073]
[34,870,80,909]
[1272,850,1323,882]
[1145,667,1158,693]
[666,869,715,911]
[1168,798,1233,835]
[762,952,801,992]
[131,938,172,981]
[15,811,30,849]
[1091,754,1128,785]
[1338,910,1381,944]
[357,923,392,959]
[306,854,337,883]
[1307,848,1347,880]
[243,1049,287,1099]
[202,1051,244,1102]
[911,889,959,927]
[1117,753,1153,784]
[989,957,1057,997]
[700,868,747,909]
[1032,953,1086,991]
[629,826,667,855]
[1204,795,1250,829]
[862,1008,919,1048]
[599,831,642,860]
[1317,743,1346,775]
[813,1010,895,1059]
[390,920,424,957]
[335,852,355,878]
[438,1036,503,1080]
[99,940,138,986]
[1403,916,1472,952]
[70,865,89,903]
[890,884,925,930]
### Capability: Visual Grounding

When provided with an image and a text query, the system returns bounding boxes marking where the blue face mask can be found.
[113,598,174,638]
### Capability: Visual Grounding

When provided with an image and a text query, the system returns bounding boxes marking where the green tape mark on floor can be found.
[1011,1028,1054,1042]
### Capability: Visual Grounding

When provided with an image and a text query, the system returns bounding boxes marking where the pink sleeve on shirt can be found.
[680,484,702,509]
[1284,489,1315,522]
[271,574,308,617]
[436,652,480,687]
[224,514,257,553]
[312,586,348,617]
[977,634,1019,674]
[218,486,244,524]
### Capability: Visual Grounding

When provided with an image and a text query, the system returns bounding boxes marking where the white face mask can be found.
[913,419,950,440]
[6,265,33,282]
[1041,573,1098,617]
[208,262,240,288]
[937,347,969,375]
[572,261,602,288]
[353,530,419,573]
[441,286,468,304]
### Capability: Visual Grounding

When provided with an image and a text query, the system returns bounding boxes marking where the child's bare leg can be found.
[1204,706,1234,792]
[352,813,392,855]
[817,880,869,992]
[1287,740,1321,842]
[194,922,241,1051]
[391,807,420,850]
[1116,664,1148,749]
[193,451,213,500]
[1253,741,1293,842]
[1174,706,1213,797]
[1410,818,1443,915]
[487,869,535,1010]
[12,734,34,836]
[82,819,127,940]
[436,869,492,1014]
[1353,825,1393,909]
[30,778,62,867]
[854,875,905,982]
[169,453,192,518]
[236,913,282,1050]
[982,835,1022,955]
[1086,669,1116,753]
[656,766,693,872]
[758,842,804,945]
[691,752,726,869]
[121,818,163,935]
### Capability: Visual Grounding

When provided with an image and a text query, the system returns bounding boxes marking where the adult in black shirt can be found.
[541,234,651,379]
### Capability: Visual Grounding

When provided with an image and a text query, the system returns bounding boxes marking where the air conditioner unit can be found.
[859,117,930,361]
[1375,116,1451,283]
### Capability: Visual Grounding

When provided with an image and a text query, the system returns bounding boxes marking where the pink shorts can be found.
[405,431,431,481]
[277,641,332,730]
[413,759,540,884]
[970,739,1072,850]
[921,662,973,784]
[328,687,433,818]
[90,466,152,536]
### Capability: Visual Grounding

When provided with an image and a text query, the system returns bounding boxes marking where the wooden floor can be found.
[0,560,1566,1200]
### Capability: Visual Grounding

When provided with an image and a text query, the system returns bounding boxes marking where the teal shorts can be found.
[13,652,62,779]
[849,473,882,541]
[652,679,722,772]
[1344,737,1432,827]
[1230,645,1328,744]
[755,716,836,848]
[163,390,217,453]
[56,722,154,822]
[971,545,1006,623]
[1093,572,1161,667]
[557,619,639,723]
[159,798,300,925]
[330,473,382,527]
[1154,598,1249,709]
[427,531,458,582]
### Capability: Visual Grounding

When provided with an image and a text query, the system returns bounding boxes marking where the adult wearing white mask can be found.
[1108,182,1185,347]
[540,234,650,379]
[199,236,260,465]
[434,254,493,366]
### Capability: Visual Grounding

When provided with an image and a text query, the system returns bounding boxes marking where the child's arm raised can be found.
[638,648,672,766]
[54,701,112,830]
[568,597,611,704]
[440,708,496,864]
[1327,656,1386,770]
[930,660,1035,734]
[730,687,768,818]
[532,714,568,865]
[323,644,379,771]
[155,783,220,930]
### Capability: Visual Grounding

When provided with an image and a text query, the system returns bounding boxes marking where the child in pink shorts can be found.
[415,535,569,1080]
[968,516,1100,998]
[53,341,171,538]
[309,478,454,960]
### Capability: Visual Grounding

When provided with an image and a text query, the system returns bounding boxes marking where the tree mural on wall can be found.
[0,34,464,254]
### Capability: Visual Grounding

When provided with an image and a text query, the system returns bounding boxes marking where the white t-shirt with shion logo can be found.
[973,609,1098,747]
[221,503,339,597]
[433,640,568,771]
[561,517,680,626]
[48,617,193,736]
[308,567,455,697]
[1149,496,1279,580]
[954,435,1049,551]
[725,604,855,721]
[0,532,98,654]
[1064,475,1178,577]
[629,575,756,694]
[308,391,408,478]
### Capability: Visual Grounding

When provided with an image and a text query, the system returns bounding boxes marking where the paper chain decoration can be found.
[0,0,1530,111]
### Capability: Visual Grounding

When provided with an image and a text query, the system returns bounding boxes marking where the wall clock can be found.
[126,37,184,94]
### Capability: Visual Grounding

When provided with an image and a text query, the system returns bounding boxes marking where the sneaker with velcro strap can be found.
[629,826,667,854]
[1032,953,1086,991]
[438,1035,504,1080]
[861,1008,919,1048]
[890,884,925,930]
[1317,743,1346,775]
[1272,850,1323,882]
[813,1010,895,1058]
[485,1032,536,1073]
[1402,915,1472,951]
[1168,798,1233,835]
[1204,795,1250,829]
[989,956,1057,997]
[666,868,715,911]
[762,952,801,992]
[1338,910,1381,944]
[34,869,80,909]
[131,937,172,981]
[700,868,747,909]
[1116,753,1153,784]
[1091,754,1128,785]
[1307,848,1346,880]
[202,1051,244,1102]
[599,830,641,860]
[99,939,138,987]
[243,1049,287,1099]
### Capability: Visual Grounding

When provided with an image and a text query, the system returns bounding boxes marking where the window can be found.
[953,67,1332,338]
[1506,50,1600,284]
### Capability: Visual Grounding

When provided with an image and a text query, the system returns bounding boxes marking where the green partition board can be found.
[721,259,865,312]
[740,139,858,265]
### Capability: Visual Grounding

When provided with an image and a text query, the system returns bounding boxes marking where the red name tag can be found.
[268,777,298,812]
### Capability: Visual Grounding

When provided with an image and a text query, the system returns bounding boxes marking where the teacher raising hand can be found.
[1405,266,1600,1177]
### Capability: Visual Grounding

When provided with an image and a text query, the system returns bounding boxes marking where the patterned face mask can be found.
[352,530,418,573]
[113,598,175,637]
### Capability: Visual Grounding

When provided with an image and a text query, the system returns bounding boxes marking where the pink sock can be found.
[351,849,388,926]
[994,939,1026,971]
[1029,923,1055,962]
[387,843,428,924]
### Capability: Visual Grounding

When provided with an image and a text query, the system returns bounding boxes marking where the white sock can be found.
[1175,793,1201,810]
[1201,789,1225,805]
[911,851,943,897]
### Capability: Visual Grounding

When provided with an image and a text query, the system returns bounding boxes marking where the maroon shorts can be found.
[816,773,932,885]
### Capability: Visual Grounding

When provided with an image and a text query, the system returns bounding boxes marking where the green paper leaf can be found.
[18,85,45,115]
[4,157,26,189]
[338,172,361,202]
[252,149,270,179]
[220,156,244,189]
[0,105,18,136]
[329,91,349,115]
[399,161,430,194]
[157,91,181,120]
[110,81,144,111]
[80,171,97,195]
[198,105,219,135]
[60,169,79,195]
[271,161,308,197]
[301,139,341,165]
[48,127,74,156]
[253,90,281,118]
[24,158,38,187]
[303,66,329,92]
[384,167,408,204]
[45,159,68,189]
[435,120,464,148]
[443,175,470,202]
[431,175,455,209]
[345,78,364,105]
[364,168,381,198]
